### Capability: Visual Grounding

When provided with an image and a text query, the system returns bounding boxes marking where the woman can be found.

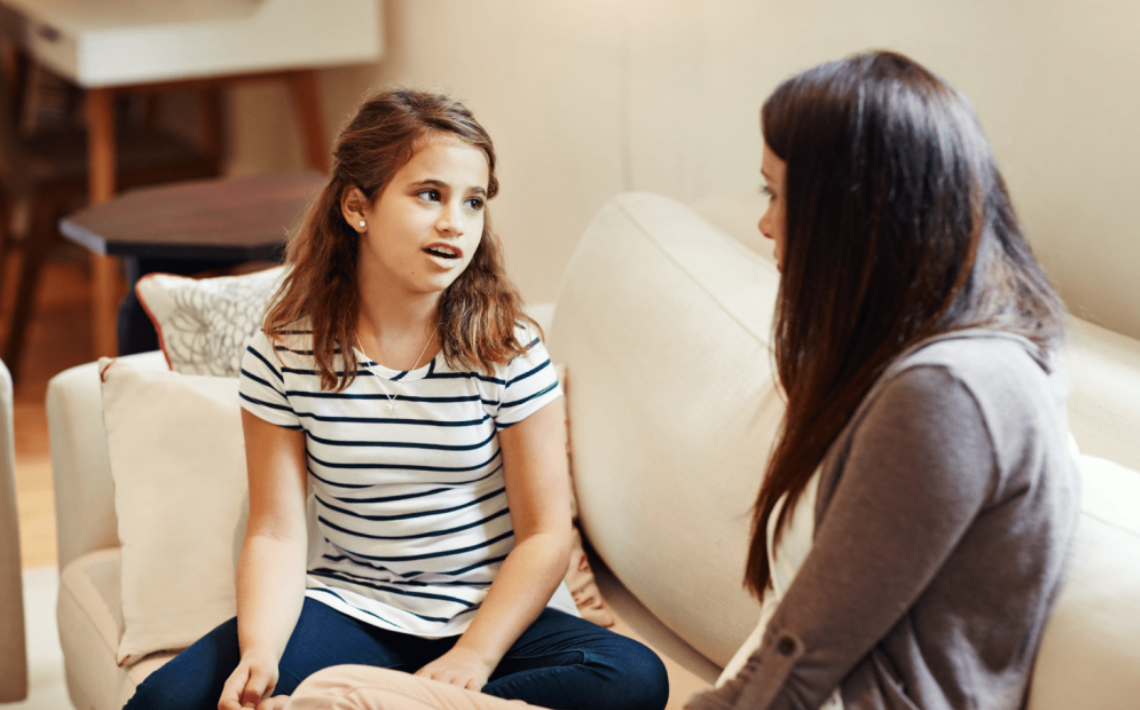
[124,90,667,710]
[689,52,1080,709]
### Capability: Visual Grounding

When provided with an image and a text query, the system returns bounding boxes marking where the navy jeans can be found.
[123,599,668,710]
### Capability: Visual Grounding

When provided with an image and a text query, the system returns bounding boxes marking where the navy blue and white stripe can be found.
[238,322,562,637]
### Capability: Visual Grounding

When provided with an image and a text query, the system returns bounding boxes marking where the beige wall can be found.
[225,0,1140,340]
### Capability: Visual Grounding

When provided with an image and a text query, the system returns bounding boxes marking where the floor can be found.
[9,567,69,709]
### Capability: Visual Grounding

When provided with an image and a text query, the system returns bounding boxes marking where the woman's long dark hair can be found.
[264,89,537,391]
[745,51,1066,596]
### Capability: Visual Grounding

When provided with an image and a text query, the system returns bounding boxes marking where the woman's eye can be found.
[760,184,775,200]
[417,189,441,202]
[466,197,484,210]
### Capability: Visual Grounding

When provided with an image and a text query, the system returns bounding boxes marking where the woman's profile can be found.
[123,89,667,710]
[689,51,1080,709]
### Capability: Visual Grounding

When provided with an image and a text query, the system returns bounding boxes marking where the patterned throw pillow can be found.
[136,266,286,377]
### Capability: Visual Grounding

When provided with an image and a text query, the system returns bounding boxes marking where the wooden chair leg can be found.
[199,86,225,171]
[285,70,329,173]
[0,194,11,301]
[1,199,55,381]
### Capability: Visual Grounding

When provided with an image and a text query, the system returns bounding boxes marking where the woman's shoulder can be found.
[875,331,1068,459]
[893,331,1059,398]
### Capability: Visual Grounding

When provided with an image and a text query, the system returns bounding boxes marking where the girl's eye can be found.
[465,197,485,210]
[760,184,775,200]
[417,189,441,202]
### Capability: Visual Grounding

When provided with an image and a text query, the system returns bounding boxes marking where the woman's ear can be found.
[340,186,370,232]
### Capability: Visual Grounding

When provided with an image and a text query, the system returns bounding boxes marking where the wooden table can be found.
[0,0,383,356]
[59,171,325,262]
[59,171,325,354]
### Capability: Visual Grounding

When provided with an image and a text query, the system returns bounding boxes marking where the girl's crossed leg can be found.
[124,600,667,710]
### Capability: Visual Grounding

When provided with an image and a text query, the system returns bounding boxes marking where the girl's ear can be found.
[340,186,370,232]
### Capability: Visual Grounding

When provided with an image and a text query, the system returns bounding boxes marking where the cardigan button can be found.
[776,636,797,656]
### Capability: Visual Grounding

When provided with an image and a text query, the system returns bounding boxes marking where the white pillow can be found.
[100,358,248,665]
[136,266,286,377]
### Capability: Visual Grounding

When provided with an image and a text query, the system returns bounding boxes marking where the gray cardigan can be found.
[689,331,1081,710]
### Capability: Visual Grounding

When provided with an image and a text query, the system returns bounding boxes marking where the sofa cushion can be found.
[100,359,249,665]
[1028,454,1140,709]
[548,192,772,667]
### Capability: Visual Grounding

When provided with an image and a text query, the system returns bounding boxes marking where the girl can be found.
[124,90,667,710]
[689,52,1080,709]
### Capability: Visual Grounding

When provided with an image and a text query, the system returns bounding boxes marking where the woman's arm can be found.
[414,398,572,690]
[689,365,998,710]
[218,410,310,710]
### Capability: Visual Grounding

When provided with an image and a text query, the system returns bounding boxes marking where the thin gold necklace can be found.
[357,330,435,416]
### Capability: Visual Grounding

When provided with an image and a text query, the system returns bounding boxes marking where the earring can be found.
[358,220,366,228]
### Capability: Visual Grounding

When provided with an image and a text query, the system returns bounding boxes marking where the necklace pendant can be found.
[387,401,398,415]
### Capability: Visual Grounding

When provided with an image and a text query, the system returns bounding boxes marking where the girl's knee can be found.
[124,681,213,710]
[593,637,669,710]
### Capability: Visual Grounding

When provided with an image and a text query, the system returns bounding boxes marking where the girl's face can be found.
[758,145,787,272]
[348,133,490,299]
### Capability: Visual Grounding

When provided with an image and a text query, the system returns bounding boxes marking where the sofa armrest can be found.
[0,358,28,702]
[47,351,167,573]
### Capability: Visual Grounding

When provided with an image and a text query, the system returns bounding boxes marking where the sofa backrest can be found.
[690,190,1140,470]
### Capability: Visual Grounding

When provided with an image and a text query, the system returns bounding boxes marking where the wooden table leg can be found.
[285,69,329,173]
[85,88,121,358]
[199,86,225,171]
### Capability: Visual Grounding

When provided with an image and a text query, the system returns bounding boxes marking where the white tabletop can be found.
[3,0,383,87]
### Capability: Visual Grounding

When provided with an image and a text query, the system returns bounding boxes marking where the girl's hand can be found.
[414,646,493,691]
[218,647,280,710]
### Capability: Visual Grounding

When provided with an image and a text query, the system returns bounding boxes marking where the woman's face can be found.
[758,145,787,272]
[349,134,490,299]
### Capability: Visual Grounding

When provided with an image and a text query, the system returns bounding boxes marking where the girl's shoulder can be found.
[252,319,317,368]
[443,320,548,383]
[512,318,544,349]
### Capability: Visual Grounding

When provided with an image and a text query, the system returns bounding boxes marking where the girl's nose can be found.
[437,203,464,235]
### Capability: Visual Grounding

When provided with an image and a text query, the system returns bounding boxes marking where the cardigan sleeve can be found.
[688,364,998,710]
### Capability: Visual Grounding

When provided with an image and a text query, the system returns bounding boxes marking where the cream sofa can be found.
[45,192,1140,709]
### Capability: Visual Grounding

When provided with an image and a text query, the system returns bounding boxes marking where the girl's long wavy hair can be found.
[263,89,537,391]
[745,51,1066,596]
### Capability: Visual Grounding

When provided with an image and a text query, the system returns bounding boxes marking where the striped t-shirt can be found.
[238,322,566,637]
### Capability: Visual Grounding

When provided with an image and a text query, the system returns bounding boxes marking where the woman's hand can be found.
[414,646,493,691]
[218,646,281,710]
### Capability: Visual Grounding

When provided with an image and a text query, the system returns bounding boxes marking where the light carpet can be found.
[8,566,70,709]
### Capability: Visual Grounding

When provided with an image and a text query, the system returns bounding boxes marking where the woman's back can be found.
[815,332,1080,708]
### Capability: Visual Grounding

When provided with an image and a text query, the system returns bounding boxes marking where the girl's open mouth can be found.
[424,245,461,260]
